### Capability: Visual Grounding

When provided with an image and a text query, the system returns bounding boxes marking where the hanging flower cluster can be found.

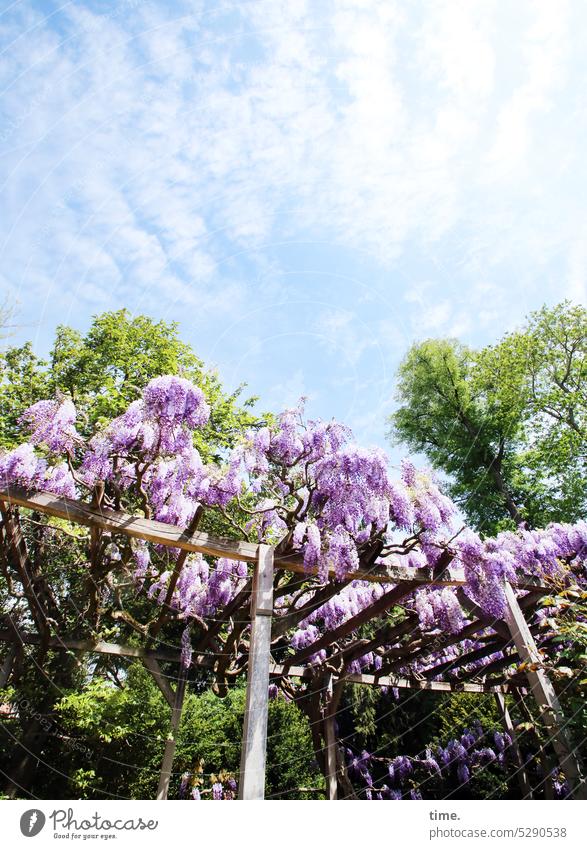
[346,720,514,799]
[1,376,586,649]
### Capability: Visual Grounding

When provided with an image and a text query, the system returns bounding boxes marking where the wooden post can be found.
[494,692,533,798]
[324,676,338,800]
[503,581,586,799]
[156,668,187,800]
[143,657,176,708]
[238,544,274,800]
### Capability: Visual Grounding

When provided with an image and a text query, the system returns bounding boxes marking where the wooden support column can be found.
[494,692,533,798]
[503,581,586,799]
[156,667,187,800]
[324,676,338,800]
[238,544,274,800]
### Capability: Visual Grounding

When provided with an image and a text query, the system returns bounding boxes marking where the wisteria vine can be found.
[1,374,586,684]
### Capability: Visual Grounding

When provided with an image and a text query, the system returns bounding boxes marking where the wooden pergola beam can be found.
[0,628,211,666]
[503,581,586,800]
[0,628,523,694]
[0,487,548,590]
[284,581,420,669]
[271,664,525,695]
[421,639,510,680]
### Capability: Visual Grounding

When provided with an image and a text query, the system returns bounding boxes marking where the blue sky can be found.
[1,0,587,457]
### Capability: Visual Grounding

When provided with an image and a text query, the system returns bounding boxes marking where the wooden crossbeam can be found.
[0,628,525,695]
[421,639,509,680]
[271,664,525,695]
[284,581,420,669]
[327,615,419,669]
[503,581,586,800]
[0,487,260,563]
[378,615,492,677]
[460,651,518,682]
[0,487,548,590]
[0,628,210,667]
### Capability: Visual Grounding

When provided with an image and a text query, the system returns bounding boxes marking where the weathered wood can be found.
[0,487,259,563]
[0,628,213,667]
[379,614,496,678]
[324,676,338,800]
[503,580,586,799]
[0,488,548,589]
[270,664,525,694]
[0,628,527,694]
[238,544,274,800]
[156,667,187,800]
[422,639,510,680]
[326,616,419,670]
[285,581,420,669]
[271,579,352,639]
[142,657,176,708]
[456,589,511,640]
[494,692,533,799]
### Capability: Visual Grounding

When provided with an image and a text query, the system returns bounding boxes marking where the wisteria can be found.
[1,373,586,802]
[345,721,513,800]
[1,375,586,678]
[178,767,237,800]
[345,719,574,801]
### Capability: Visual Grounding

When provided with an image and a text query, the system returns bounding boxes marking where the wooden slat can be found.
[0,488,548,590]
[378,615,492,677]
[456,589,511,640]
[270,664,525,694]
[284,581,420,669]
[421,639,509,680]
[326,615,419,669]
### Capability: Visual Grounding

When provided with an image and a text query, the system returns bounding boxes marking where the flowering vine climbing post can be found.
[238,544,274,800]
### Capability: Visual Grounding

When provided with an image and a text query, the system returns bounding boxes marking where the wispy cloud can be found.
[1,0,586,447]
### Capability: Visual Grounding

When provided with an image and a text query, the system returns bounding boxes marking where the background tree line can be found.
[0,302,585,799]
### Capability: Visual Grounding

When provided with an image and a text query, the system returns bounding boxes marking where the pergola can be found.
[1,486,585,801]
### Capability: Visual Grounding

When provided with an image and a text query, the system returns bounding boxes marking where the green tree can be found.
[0,310,266,797]
[389,302,587,532]
[0,309,261,458]
[36,665,322,800]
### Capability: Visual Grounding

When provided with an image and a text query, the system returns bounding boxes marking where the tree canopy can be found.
[390,302,587,533]
[1,304,586,801]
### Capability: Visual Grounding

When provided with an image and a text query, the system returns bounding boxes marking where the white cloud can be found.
[1,0,587,444]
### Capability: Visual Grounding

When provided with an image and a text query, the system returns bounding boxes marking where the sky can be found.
[1,0,587,456]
